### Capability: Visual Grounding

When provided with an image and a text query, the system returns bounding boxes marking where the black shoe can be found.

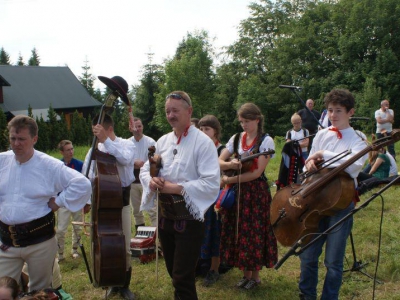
[105,287,119,298]
[117,267,135,300]
[119,288,135,300]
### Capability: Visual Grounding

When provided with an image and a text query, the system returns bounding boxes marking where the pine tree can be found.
[79,58,96,96]
[16,53,25,66]
[28,105,33,118]
[0,47,11,65]
[28,47,40,66]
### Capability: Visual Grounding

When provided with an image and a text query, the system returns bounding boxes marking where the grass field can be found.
[48,140,400,300]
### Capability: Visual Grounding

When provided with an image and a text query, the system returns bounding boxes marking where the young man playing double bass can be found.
[83,114,136,300]
[299,89,369,300]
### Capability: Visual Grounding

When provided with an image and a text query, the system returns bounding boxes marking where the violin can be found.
[224,149,275,177]
[148,146,162,178]
[270,129,400,247]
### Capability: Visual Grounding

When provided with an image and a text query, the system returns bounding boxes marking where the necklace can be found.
[241,132,257,151]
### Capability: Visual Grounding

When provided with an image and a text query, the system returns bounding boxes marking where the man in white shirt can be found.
[140,91,220,300]
[129,118,157,230]
[0,115,91,292]
[375,99,395,159]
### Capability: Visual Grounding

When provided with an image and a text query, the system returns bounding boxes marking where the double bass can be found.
[271,129,400,248]
[83,76,133,287]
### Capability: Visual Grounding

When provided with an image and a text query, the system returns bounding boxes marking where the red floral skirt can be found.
[220,178,278,270]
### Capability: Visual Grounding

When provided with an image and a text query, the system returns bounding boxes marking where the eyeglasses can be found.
[165,93,190,106]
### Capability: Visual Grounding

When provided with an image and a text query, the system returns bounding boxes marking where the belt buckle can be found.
[8,225,20,247]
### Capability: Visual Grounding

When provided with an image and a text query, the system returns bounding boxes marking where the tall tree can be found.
[0,47,11,65]
[28,47,40,66]
[132,52,165,139]
[213,62,243,141]
[79,58,96,96]
[153,30,216,134]
[16,53,25,66]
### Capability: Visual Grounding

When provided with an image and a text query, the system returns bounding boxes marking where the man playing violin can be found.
[82,114,136,300]
[140,91,220,300]
[299,89,368,300]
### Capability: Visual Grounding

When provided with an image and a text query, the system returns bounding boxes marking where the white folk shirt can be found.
[83,137,135,188]
[308,127,369,183]
[375,108,394,133]
[140,126,220,221]
[129,134,156,172]
[0,150,92,225]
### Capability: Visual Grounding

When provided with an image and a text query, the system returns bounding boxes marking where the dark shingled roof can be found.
[0,65,101,116]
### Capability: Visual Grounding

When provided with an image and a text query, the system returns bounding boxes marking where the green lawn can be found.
[48,141,400,299]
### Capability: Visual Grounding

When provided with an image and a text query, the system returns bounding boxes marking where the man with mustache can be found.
[140,91,220,300]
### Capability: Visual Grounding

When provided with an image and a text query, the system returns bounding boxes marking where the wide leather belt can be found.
[158,194,194,221]
[0,211,55,247]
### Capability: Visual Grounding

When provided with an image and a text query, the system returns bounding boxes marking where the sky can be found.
[0,0,253,91]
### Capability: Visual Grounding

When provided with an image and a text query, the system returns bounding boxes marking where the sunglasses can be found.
[165,93,190,106]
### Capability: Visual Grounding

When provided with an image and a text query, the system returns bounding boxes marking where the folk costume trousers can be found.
[0,236,57,291]
[56,207,82,256]
[159,218,205,300]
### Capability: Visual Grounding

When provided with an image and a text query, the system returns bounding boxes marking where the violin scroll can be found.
[148,146,162,178]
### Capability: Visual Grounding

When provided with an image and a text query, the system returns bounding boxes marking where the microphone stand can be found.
[285,87,324,129]
[274,175,400,274]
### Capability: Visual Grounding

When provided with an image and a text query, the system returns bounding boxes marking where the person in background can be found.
[198,115,225,287]
[298,99,321,135]
[129,117,157,231]
[286,113,310,160]
[191,117,200,128]
[219,103,277,290]
[56,140,90,261]
[298,99,321,150]
[375,99,395,159]
[140,91,220,300]
[298,89,368,300]
[0,276,19,300]
[83,114,136,300]
[0,115,91,292]
[319,109,331,129]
